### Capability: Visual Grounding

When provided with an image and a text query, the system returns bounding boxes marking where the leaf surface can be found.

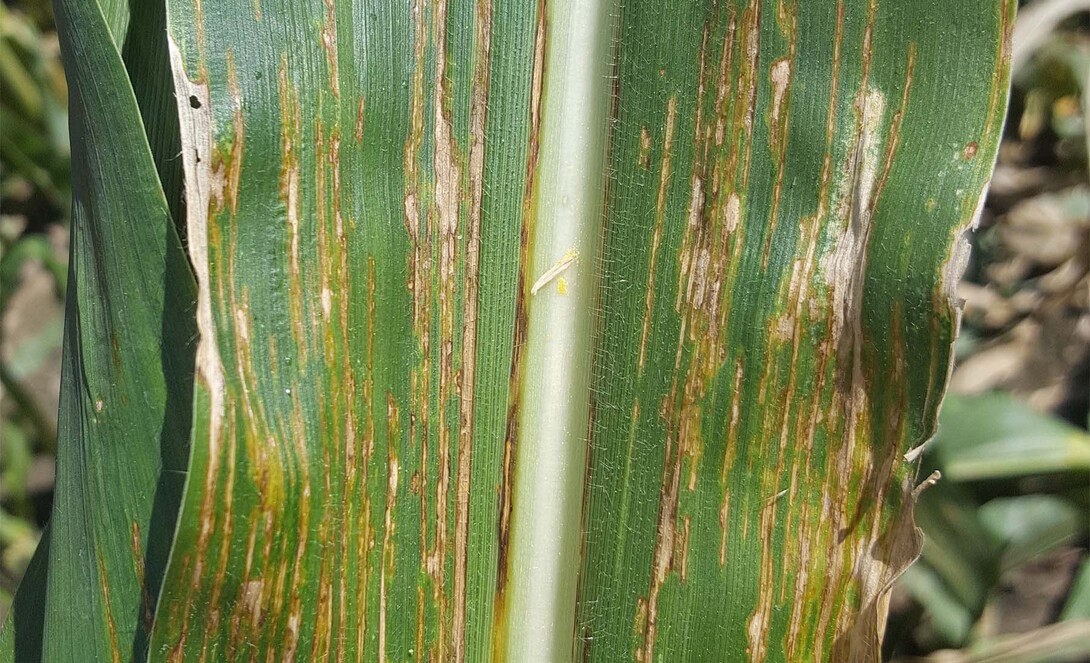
[1,0,195,659]
[577,1,1013,659]
[5,0,1013,661]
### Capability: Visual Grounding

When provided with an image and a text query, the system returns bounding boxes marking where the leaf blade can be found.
[0,0,197,659]
[576,1,1015,660]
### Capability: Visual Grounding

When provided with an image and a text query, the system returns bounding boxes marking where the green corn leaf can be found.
[1061,558,1090,622]
[3,0,1013,661]
[1,0,196,659]
[931,393,1090,480]
[980,495,1087,571]
[576,2,1011,658]
[0,526,48,660]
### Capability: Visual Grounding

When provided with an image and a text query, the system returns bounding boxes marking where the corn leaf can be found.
[1,0,195,659]
[576,3,1013,658]
[4,0,1013,661]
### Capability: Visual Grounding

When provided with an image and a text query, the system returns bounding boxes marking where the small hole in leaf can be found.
[189,95,201,109]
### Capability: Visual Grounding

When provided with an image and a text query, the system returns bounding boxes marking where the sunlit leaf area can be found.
[0,0,1086,660]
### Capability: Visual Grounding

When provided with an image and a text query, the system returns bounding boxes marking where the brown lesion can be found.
[166,34,225,654]
[224,51,244,216]
[871,44,917,219]
[353,256,378,656]
[452,0,494,660]
[378,391,402,662]
[637,97,677,374]
[321,0,340,98]
[779,24,925,663]
[627,0,929,657]
[640,5,768,658]
[717,355,744,564]
[758,0,798,269]
[96,549,123,663]
[401,1,432,652]
[752,16,859,655]
[430,0,462,652]
[277,55,308,371]
[638,126,652,169]
[129,521,154,636]
[492,2,547,657]
[355,96,366,143]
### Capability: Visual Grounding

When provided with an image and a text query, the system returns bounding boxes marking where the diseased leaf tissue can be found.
[3,0,1011,661]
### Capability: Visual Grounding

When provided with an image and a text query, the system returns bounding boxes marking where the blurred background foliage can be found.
[0,0,1085,661]
[0,0,67,623]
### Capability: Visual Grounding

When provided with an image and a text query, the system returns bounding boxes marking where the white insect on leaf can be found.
[531,247,579,295]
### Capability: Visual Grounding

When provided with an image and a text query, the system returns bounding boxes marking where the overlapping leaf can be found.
[1,0,195,659]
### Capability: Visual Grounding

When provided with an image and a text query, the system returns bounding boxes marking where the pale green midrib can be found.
[502,0,617,661]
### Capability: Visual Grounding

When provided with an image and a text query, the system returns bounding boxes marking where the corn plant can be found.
[1,0,1013,660]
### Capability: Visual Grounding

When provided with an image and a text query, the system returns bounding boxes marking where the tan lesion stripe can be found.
[96,550,123,663]
[452,0,494,660]
[641,4,765,658]
[431,0,459,655]
[637,97,678,373]
[401,0,432,653]
[165,35,226,657]
[379,392,402,663]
